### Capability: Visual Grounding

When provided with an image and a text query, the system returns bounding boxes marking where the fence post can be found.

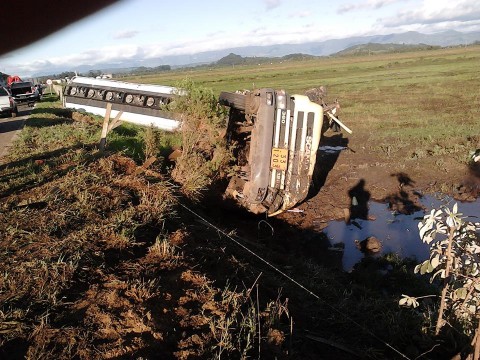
[98,103,123,151]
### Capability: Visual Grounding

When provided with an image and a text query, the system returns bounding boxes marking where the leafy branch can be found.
[400,203,480,357]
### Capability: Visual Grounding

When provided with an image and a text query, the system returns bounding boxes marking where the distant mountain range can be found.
[333,43,441,56]
[35,30,480,77]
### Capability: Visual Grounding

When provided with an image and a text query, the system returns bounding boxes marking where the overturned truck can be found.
[220,89,325,215]
[64,77,348,216]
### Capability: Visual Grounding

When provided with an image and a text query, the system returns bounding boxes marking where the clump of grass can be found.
[7,116,98,160]
[125,278,160,303]
[208,283,290,359]
[143,125,161,160]
[149,235,178,259]
[168,79,233,200]
[144,234,183,270]
[172,151,214,198]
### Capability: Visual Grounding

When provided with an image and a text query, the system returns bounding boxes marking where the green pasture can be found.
[120,46,480,164]
[120,46,480,97]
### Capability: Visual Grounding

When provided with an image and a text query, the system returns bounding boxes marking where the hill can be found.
[216,52,318,66]
[334,43,441,56]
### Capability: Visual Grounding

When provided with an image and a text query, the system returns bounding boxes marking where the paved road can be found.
[0,105,31,160]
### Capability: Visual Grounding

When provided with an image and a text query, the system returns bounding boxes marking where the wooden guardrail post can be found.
[99,102,123,151]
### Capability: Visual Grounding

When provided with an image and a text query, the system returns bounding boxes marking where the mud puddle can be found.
[322,194,480,271]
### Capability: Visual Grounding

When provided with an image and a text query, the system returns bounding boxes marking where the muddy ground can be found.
[0,112,478,359]
[202,127,479,269]
[177,127,480,358]
[282,129,479,228]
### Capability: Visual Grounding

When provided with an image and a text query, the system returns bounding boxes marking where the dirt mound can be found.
[0,153,291,359]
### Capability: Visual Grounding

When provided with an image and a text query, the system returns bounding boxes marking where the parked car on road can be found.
[0,86,18,117]
[9,81,40,105]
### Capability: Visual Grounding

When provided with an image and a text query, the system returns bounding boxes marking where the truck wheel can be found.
[219,92,246,111]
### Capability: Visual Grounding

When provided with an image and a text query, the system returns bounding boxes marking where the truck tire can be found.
[219,92,246,111]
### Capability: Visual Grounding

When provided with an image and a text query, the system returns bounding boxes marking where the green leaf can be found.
[431,268,445,282]
[399,295,419,308]
[430,255,440,269]
[414,264,421,274]
[420,260,433,275]
[419,223,431,240]
[411,298,419,308]
[454,287,468,300]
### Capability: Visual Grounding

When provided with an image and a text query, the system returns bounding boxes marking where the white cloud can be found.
[338,0,401,14]
[264,0,281,10]
[6,0,480,76]
[11,44,146,74]
[379,0,480,28]
[113,30,139,39]
[405,19,480,34]
[290,11,312,18]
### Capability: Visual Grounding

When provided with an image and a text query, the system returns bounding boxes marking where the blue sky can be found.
[2,0,480,76]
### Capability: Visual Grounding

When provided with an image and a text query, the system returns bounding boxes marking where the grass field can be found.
[121,46,479,164]
[120,46,480,93]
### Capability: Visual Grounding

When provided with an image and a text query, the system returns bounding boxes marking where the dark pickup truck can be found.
[9,81,40,104]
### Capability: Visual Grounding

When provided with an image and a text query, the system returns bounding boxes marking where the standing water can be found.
[323,194,480,271]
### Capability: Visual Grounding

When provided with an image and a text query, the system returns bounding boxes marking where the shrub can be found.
[169,79,232,200]
[400,203,480,358]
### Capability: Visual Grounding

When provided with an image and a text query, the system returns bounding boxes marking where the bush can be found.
[169,79,232,200]
[400,203,480,358]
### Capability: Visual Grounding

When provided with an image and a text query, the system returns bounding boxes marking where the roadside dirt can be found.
[280,129,479,230]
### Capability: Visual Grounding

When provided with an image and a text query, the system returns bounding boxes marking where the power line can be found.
[179,202,411,360]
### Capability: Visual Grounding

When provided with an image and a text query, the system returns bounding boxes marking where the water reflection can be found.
[323,195,480,271]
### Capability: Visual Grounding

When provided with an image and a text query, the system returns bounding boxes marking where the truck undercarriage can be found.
[220,89,324,215]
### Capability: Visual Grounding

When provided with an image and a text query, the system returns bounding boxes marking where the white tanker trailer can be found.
[63,76,180,131]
